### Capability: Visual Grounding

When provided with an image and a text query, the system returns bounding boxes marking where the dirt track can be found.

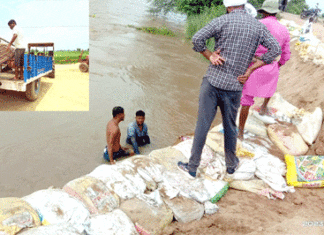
[0,63,89,111]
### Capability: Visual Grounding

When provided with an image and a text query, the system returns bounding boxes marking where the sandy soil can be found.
[0,63,89,111]
[162,13,324,235]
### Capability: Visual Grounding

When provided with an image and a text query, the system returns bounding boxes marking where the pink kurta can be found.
[242,16,291,98]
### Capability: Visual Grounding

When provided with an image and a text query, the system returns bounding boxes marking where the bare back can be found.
[106,119,121,153]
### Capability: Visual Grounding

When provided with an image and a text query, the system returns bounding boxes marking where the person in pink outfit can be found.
[238,0,291,140]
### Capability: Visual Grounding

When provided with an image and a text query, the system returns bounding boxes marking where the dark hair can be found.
[136,110,145,117]
[112,106,124,117]
[8,20,16,26]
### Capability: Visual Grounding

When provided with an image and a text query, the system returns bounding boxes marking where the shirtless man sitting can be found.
[103,106,135,164]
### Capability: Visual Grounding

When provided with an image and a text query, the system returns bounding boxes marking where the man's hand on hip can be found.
[210,49,225,66]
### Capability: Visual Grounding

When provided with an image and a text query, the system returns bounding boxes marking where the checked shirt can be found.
[192,9,282,91]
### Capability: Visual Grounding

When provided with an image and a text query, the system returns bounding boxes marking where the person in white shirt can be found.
[302,17,314,34]
[7,20,25,80]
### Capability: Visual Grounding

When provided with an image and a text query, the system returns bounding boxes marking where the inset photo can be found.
[0,0,89,111]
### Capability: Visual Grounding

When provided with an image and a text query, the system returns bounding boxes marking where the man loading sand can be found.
[7,20,26,80]
[104,106,134,164]
[177,0,281,178]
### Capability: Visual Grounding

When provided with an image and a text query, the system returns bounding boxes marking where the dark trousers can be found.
[188,78,242,173]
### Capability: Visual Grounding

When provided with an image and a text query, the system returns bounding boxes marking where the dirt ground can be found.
[162,13,324,235]
[0,63,89,111]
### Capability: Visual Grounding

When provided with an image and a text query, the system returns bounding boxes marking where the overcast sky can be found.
[306,0,323,10]
[0,0,89,51]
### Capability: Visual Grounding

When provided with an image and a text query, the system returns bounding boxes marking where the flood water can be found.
[0,0,221,197]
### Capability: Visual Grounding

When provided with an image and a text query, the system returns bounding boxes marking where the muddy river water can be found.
[0,0,221,197]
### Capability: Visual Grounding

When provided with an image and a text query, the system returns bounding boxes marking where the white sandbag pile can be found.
[18,223,84,235]
[22,189,91,233]
[86,209,138,235]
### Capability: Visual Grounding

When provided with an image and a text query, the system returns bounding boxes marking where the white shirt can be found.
[11,26,26,49]
[302,21,313,34]
[245,3,257,18]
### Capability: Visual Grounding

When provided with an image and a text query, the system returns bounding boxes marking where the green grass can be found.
[129,25,176,37]
[186,5,226,51]
[54,51,89,64]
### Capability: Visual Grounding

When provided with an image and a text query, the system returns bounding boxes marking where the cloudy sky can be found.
[306,0,323,10]
[0,0,89,50]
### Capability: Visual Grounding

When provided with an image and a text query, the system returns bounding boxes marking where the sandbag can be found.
[206,132,243,156]
[0,44,14,64]
[204,201,219,215]
[285,154,324,187]
[229,180,285,200]
[18,223,84,235]
[163,196,204,223]
[172,138,216,168]
[0,198,41,235]
[206,180,229,203]
[63,176,119,214]
[125,155,166,185]
[149,147,187,172]
[86,209,138,235]
[88,162,147,200]
[268,123,308,156]
[254,153,294,193]
[296,107,323,145]
[120,198,173,235]
[267,93,299,119]
[22,189,90,233]
[227,158,257,181]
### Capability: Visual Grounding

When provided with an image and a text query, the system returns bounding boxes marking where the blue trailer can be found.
[0,42,55,101]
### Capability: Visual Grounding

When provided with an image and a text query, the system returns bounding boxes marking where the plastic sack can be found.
[22,189,90,233]
[204,156,226,180]
[120,198,173,235]
[149,147,188,172]
[296,107,323,145]
[268,123,308,156]
[268,93,299,119]
[63,176,119,214]
[204,201,219,215]
[229,180,285,200]
[86,209,138,235]
[125,155,166,184]
[254,152,295,193]
[206,132,243,157]
[0,197,41,235]
[163,196,204,223]
[172,139,216,168]
[88,163,147,200]
[18,223,84,235]
[205,180,229,203]
[0,44,14,64]
[228,158,257,181]
[285,154,324,187]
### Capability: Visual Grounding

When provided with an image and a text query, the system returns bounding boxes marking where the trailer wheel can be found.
[79,63,89,73]
[26,78,41,101]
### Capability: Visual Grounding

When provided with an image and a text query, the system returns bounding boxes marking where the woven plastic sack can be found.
[0,198,41,235]
[173,139,216,168]
[149,147,187,172]
[163,196,204,223]
[285,155,324,187]
[86,209,138,235]
[88,162,147,200]
[120,198,173,235]
[63,176,119,214]
[22,189,90,233]
[296,107,323,145]
[18,223,84,235]
[268,123,308,156]
[0,44,14,64]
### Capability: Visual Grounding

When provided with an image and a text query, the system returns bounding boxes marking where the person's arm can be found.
[238,59,266,84]
[259,26,282,65]
[192,17,226,65]
[127,124,140,154]
[278,31,291,67]
[107,128,117,164]
[6,34,17,51]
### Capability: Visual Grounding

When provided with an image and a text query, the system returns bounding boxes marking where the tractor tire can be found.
[79,63,89,73]
[25,78,41,101]
[46,64,55,78]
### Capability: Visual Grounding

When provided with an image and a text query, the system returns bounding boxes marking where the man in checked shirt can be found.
[177,0,281,179]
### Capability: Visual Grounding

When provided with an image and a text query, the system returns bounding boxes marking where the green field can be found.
[54,51,89,64]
